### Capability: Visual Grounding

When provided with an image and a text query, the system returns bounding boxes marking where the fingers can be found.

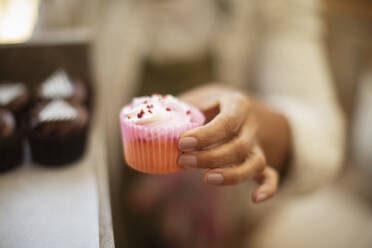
[178,117,257,168]
[203,145,266,186]
[179,94,250,151]
[202,144,279,203]
[252,166,279,203]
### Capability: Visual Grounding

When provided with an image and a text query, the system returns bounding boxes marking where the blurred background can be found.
[0,0,372,247]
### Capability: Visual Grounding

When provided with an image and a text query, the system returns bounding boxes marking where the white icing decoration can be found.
[124,94,190,124]
[0,83,25,105]
[41,70,74,99]
[39,100,78,122]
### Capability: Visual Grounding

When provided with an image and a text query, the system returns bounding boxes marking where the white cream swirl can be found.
[41,70,74,99]
[123,94,191,126]
[0,83,26,105]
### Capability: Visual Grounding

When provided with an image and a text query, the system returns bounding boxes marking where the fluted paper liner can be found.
[120,104,205,174]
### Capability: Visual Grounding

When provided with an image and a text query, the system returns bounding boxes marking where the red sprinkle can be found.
[186,110,191,115]
[153,93,159,96]
[166,107,171,111]
[147,104,154,109]
[162,95,167,99]
[148,110,153,114]
[137,109,145,118]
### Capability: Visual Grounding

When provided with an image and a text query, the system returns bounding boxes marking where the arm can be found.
[177,1,345,197]
[254,0,346,193]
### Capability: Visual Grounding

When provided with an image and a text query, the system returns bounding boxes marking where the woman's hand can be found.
[178,84,290,203]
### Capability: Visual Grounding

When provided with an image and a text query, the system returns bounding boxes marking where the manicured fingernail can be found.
[179,137,197,150]
[256,193,268,203]
[206,174,224,185]
[178,155,197,167]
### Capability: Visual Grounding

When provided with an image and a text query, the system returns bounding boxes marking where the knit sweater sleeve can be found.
[256,0,346,193]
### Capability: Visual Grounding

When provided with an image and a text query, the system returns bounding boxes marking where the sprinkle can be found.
[153,93,159,96]
[162,95,167,99]
[147,104,154,109]
[186,110,191,115]
[127,116,131,119]
[166,107,171,111]
[148,110,153,114]
[137,109,145,118]
[143,100,148,104]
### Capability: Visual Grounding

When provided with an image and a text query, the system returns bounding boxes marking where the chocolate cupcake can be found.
[0,108,23,172]
[29,99,89,166]
[34,70,89,106]
[0,82,30,122]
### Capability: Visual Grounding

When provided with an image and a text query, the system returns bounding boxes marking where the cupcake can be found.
[0,108,23,172]
[28,99,89,166]
[0,82,30,122]
[120,94,205,174]
[34,70,89,106]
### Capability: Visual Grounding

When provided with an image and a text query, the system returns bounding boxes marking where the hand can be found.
[178,85,282,203]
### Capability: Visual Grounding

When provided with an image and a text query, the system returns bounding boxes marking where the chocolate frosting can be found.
[30,100,88,137]
[0,109,16,138]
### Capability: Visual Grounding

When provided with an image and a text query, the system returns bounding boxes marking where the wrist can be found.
[250,99,291,173]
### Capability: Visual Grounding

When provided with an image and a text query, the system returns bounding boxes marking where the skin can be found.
[178,83,291,203]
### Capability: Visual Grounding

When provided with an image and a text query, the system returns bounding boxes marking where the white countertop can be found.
[0,128,106,248]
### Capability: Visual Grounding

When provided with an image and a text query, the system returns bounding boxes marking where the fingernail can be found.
[178,155,197,167]
[206,174,224,185]
[256,193,267,203]
[179,137,197,150]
